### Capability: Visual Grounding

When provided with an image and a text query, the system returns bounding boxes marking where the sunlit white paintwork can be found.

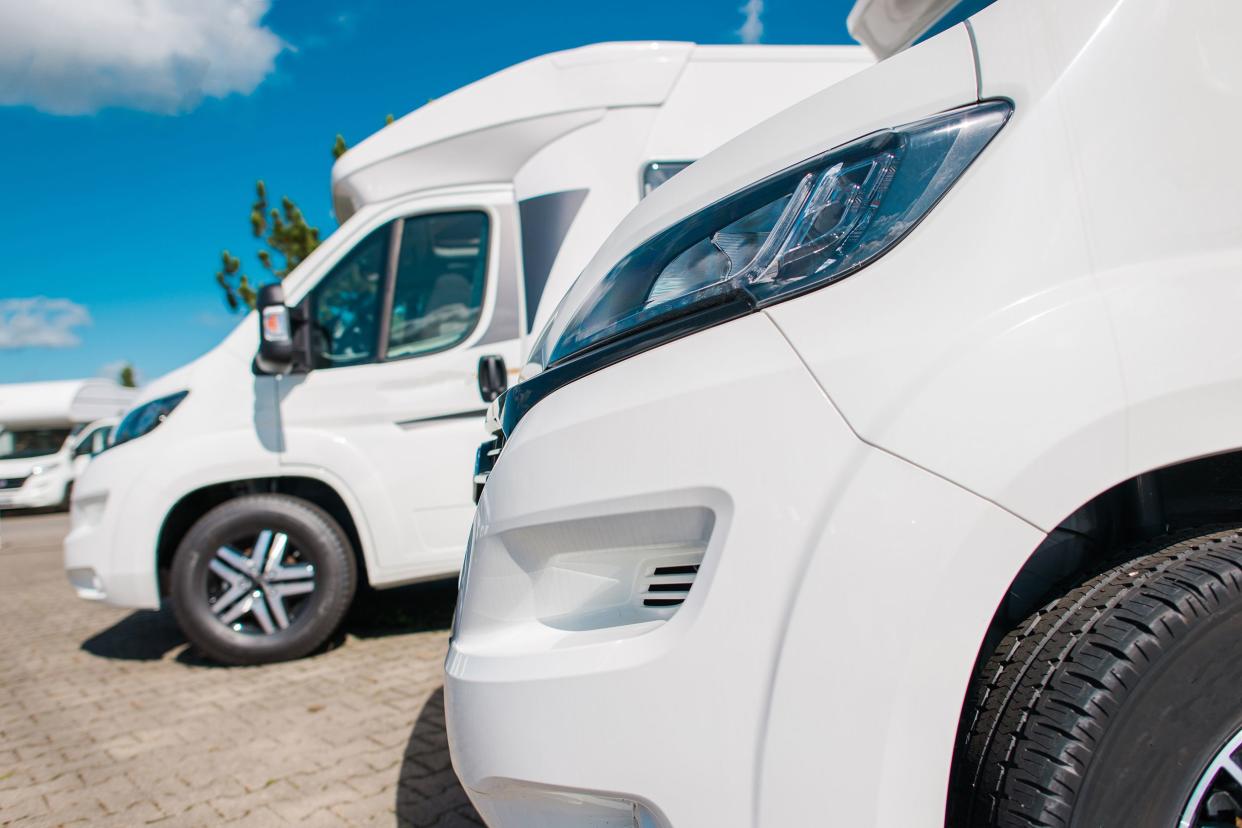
[64,43,871,610]
[447,0,1242,824]
[0,380,133,510]
[68,417,116,481]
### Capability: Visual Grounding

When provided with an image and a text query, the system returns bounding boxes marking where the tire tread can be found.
[950,527,1242,827]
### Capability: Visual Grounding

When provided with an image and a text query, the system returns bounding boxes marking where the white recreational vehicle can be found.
[447,1,1242,825]
[0,380,134,510]
[65,42,871,664]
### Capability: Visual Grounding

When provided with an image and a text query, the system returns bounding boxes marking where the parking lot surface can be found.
[0,512,482,827]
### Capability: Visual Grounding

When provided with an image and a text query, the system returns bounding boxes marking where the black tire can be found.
[949,527,1242,827]
[170,494,356,666]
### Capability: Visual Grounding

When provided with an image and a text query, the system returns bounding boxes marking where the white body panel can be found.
[447,1,1242,824]
[64,42,872,609]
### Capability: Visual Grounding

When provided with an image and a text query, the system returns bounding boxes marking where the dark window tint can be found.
[308,225,389,369]
[518,189,588,332]
[74,426,112,457]
[0,428,70,460]
[73,429,100,457]
[386,212,489,359]
[641,161,693,197]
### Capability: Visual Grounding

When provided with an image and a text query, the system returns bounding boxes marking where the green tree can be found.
[217,118,397,312]
[215,181,322,312]
[118,363,137,388]
[331,115,392,161]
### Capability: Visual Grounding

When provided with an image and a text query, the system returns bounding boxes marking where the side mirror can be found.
[478,355,507,403]
[255,283,296,375]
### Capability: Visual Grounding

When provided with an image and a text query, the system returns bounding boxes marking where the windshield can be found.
[0,427,71,461]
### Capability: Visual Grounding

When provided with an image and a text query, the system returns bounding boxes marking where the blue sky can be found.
[0,0,858,385]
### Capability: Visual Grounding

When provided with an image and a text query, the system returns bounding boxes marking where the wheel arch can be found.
[946,446,1242,819]
[156,476,370,597]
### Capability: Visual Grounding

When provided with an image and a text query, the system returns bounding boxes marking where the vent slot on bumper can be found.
[641,563,701,610]
[469,506,716,635]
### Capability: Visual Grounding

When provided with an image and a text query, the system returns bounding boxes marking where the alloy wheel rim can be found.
[206,529,316,635]
[1179,728,1242,827]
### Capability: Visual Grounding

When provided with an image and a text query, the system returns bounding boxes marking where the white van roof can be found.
[330,41,871,221]
[848,0,962,58]
[0,379,137,429]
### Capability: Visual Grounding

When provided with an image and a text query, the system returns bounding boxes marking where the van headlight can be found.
[111,391,189,448]
[542,101,1012,367]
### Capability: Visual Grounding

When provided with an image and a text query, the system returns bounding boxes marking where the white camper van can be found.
[446,1,1242,826]
[65,42,871,665]
[0,380,134,510]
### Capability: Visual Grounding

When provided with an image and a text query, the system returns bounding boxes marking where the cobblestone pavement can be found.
[0,512,483,827]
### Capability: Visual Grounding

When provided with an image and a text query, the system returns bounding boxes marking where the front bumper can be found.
[446,314,873,825]
[63,448,161,609]
[0,470,67,510]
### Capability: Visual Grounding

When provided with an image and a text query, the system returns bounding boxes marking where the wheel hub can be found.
[206,529,316,635]
[1181,729,1242,827]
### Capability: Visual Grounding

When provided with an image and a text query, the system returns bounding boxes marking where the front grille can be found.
[472,433,504,504]
[641,563,700,608]
[0,476,27,490]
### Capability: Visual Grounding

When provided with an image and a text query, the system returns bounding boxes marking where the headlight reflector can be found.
[545,101,1012,367]
[111,391,189,448]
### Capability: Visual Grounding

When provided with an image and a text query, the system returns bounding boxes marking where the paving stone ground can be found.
[0,512,483,827]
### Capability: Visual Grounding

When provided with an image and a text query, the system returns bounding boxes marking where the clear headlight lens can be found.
[543,101,1011,367]
[111,391,189,448]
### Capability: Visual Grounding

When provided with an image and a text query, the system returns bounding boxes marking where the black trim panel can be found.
[518,189,589,332]
[396,408,488,428]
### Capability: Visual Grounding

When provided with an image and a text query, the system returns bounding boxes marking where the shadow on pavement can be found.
[81,579,461,663]
[80,608,186,661]
[346,578,460,638]
[397,686,483,827]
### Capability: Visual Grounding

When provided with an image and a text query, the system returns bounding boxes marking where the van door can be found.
[70,423,111,478]
[276,194,520,579]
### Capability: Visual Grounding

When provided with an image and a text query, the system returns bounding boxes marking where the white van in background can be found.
[65,41,871,665]
[69,417,117,481]
[0,380,134,511]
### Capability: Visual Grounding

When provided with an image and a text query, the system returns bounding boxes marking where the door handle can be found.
[478,355,508,403]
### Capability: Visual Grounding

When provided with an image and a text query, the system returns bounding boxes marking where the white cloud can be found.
[0,0,285,116]
[0,297,91,349]
[738,0,764,44]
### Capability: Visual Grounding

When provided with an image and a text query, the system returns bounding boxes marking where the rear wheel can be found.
[949,527,1242,827]
[170,494,356,665]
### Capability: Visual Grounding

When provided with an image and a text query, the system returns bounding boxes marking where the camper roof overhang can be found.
[0,379,135,429]
[330,42,697,222]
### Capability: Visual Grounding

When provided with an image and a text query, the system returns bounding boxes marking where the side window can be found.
[308,224,389,369]
[518,191,588,333]
[93,426,112,454]
[73,430,97,458]
[386,211,489,360]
